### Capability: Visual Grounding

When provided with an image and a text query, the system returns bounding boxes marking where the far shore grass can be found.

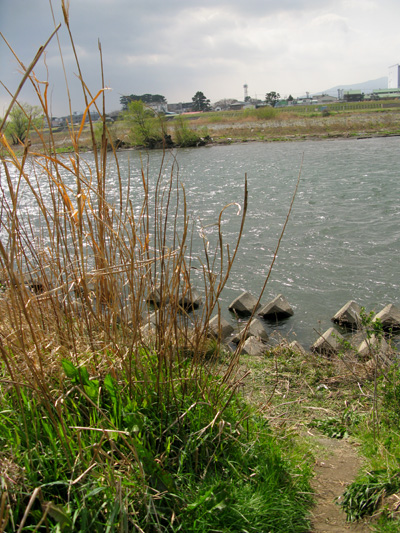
[26,102,400,154]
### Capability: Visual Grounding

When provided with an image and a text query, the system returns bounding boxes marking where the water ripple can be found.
[3,138,399,348]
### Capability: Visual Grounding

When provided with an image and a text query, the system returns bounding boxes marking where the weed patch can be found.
[0,359,313,531]
[339,471,400,522]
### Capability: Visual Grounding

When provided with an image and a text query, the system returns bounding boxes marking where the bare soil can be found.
[309,431,372,533]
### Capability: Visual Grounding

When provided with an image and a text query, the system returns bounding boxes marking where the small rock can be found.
[265,331,285,349]
[228,291,260,316]
[355,333,389,359]
[146,285,168,306]
[178,289,202,311]
[247,317,269,341]
[231,317,269,343]
[258,294,294,321]
[289,340,308,355]
[224,341,237,354]
[240,336,268,356]
[148,311,159,325]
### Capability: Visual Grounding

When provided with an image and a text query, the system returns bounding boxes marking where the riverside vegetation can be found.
[1,3,400,532]
[24,101,400,155]
[0,4,312,532]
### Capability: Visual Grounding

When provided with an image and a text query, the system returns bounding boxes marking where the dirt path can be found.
[310,431,373,533]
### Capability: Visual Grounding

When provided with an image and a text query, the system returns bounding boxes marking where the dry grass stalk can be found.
[0,15,249,409]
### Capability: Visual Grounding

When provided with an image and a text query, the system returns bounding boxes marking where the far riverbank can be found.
[25,107,400,153]
[192,109,400,144]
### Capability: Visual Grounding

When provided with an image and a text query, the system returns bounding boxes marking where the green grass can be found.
[338,367,400,530]
[0,355,313,532]
[234,338,400,531]
[339,470,400,523]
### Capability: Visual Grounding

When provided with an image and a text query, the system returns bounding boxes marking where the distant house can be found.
[296,97,313,105]
[343,90,364,102]
[229,102,246,110]
[212,99,237,111]
[312,94,338,104]
[371,88,400,99]
[167,102,193,113]
[147,102,168,113]
[51,117,64,127]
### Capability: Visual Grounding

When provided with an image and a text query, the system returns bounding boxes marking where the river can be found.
[112,137,400,348]
[6,136,400,349]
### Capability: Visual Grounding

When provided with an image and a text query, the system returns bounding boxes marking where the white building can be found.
[388,64,400,88]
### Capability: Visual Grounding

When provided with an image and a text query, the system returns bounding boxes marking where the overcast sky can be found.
[0,0,398,116]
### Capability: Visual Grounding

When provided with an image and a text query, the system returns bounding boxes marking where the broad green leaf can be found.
[104,373,117,397]
[78,366,90,386]
[84,383,99,401]
[61,360,78,379]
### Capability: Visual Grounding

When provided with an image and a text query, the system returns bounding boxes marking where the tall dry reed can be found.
[0,4,309,531]
[0,0,248,435]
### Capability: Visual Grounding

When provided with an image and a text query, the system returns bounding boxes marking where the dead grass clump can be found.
[0,0,255,424]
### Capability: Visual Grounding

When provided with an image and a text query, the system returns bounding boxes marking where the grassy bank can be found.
[0,356,313,532]
[188,105,400,144]
[25,102,400,155]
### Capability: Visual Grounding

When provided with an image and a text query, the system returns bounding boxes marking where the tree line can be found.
[120,91,211,112]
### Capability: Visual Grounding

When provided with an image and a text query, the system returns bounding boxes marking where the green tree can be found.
[122,100,171,148]
[192,91,211,112]
[6,103,42,145]
[265,91,281,107]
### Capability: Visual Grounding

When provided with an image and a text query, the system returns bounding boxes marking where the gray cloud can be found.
[1,0,398,115]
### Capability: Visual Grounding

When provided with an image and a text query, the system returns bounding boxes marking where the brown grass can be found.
[0,3,252,401]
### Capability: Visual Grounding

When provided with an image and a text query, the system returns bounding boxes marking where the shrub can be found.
[174,116,202,147]
[122,100,168,148]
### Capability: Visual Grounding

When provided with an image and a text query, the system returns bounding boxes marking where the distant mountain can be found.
[315,77,388,97]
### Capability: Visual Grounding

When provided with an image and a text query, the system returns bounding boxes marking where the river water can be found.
[6,136,400,348]
[112,137,400,348]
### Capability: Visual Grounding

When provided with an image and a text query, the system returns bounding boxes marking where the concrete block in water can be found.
[228,291,260,316]
[258,294,294,321]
